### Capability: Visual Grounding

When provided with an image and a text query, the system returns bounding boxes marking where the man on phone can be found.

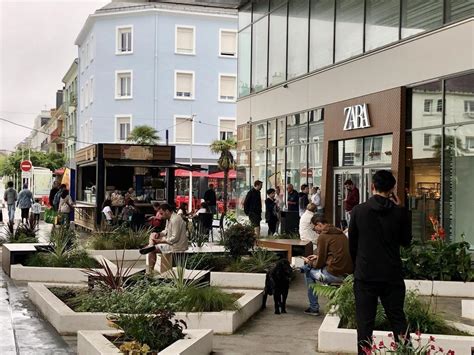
[349,170,412,354]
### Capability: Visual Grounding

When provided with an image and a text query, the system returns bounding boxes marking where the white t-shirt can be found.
[102,206,113,220]
[32,203,42,214]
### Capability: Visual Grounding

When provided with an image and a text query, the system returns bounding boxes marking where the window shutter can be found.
[220,76,236,99]
[177,27,194,53]
[221,31,236,55]
[220,120,235,133]
[177,73,193,96]
[175,118,192,143]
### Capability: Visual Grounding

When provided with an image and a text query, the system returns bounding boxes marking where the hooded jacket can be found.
[349,195,412,282]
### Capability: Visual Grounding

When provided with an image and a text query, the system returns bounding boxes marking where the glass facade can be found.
[238,0,473,97]
[406,72,474,246]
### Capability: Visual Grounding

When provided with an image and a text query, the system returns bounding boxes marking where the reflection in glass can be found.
[252,122,268,150]
[310,0,334,70]
[251,150,267,197]
[401,0,443,38]
[338,138,363,166]
[287,0,309,79]
[277,117,286,147]
[271,0,287,10]
[445,73,474,125]
[269,4,287,86]
[236,151,251,218]
[287,112,308,145]
[237,124,251,151]
[276,147,285,189]
[239,3,252,30]
[447,0,474,22]
[408,80,442,129]
[253,0,270,21]
[365,0,399,51]
[238,27,251,97]
[252,17,269,92]
[267,149,277,188]
[405,129,441,241]
[268,119,277,148]
[335,0,364,62]
[286,145,307,191]
[363,135,393,165]
[308,143,323,187]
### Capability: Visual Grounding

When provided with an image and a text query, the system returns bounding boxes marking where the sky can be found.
[0,0,108,152]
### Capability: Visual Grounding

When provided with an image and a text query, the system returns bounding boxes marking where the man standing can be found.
[3,181,18,223]
[243,180,262,238]
[140,203,188,273]
[349,170,412,354]
[49,181,59,208]
[302,215,353,315]
[286,184,299,212]
[343,179,359,224]
[203,184,217,215]
[298,184,310,216]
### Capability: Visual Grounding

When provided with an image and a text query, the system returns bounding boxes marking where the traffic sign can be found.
[20,160,33,172]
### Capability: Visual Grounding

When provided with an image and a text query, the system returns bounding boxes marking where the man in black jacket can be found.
[203,184,217,215]
[348,170,412,355]
[243,180,263,238]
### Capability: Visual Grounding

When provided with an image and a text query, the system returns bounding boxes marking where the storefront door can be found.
[333,169,361,229]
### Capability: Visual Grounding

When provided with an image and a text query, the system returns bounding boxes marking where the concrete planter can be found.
[210,271,266,289]
[86,249,144,262]
[318,314,474,354]
[77,329,213,355]
[405,279,474,297]
[462,300,474,320]
[28,282,263,335]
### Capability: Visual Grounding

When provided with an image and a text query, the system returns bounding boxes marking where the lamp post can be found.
[188,114,195,214]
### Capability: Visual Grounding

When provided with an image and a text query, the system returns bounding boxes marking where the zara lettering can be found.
[343,103,371,131]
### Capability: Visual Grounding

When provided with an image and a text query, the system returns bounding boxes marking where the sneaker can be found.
[139,245,156,255]
[304,308,320,316]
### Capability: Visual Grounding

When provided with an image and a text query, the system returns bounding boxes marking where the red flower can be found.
[447,350,455,355]
[439,347,444,352]
[387,333,393,338]
[438,228,446,239]
[429,335,435,342]
[431,344,436,350]
[379,340,385,347]
[362,346,372,355]
[415,330,421,337]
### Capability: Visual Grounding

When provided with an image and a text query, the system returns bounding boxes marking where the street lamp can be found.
[188,114,196,214]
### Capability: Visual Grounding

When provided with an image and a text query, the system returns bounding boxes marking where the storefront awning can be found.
[161,169,208,177]
[208,169,236,179]
[54,168,65,175]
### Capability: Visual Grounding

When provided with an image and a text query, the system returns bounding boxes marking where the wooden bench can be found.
[257,239,313,263]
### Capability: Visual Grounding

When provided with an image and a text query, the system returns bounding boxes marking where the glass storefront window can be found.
[287,0,309,79]
[236,150,251,218]
[286,145,307,190]
[237,124,251,151]
[239,2,252,30]
[407,80,443,129]
[267,149,277,188]
[277,117,286,147]
[253,0,270,21]
[276,147,285,189]
[363,135,393,165]
[308,142,323,188]
[445,73,474,125]
[335,0,364,62]
[268,119,277,148]
[287,112,308,145]
[337,138,363,166]
[271,0,287,10]
[401,0,443,38]
[238,27,251,97]
[251,149,267,196]
[252,122,268,149]
[309,0,334,71]
[447,0,474,22]
[252,16,269,92]
[269,3,288,86]
[365,0,400,51]
[405,128,441,241]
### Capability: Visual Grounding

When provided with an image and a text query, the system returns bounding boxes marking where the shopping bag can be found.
[44,208,57,224]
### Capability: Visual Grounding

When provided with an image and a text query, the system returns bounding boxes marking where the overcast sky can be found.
[0,0,108,152]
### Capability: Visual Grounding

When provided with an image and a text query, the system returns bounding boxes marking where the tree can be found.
[0,149,66,178]
[127,125,160,145]
[210,139,236,215]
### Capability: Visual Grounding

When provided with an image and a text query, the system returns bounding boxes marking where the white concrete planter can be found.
[462,300,474,320]
[210,271,266,289]
[318,314,474,354]
[10,255,114,283]
[28,282,263,335]
[405,279,474,297]
[77,329,213,355]
[86,249,144,262]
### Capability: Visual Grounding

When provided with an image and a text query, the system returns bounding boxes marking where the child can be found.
[32,198,42,225]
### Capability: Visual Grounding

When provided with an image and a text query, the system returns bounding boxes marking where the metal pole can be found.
[188,115,195,213]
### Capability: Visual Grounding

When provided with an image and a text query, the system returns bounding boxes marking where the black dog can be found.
[262,259,293,314]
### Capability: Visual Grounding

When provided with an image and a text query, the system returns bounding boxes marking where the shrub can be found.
[228,248,278,273]
[185,253,230,271]
[25,249,99,268]
[88,226,151,250]
[1,220,38,244]
[108,310,186,353]
[222,223,256,259]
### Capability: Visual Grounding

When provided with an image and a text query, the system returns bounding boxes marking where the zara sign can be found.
[343,103,371,131]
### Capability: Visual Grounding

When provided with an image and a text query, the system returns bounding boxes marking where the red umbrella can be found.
[161,169,207,177]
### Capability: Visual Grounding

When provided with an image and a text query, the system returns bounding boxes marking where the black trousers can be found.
[354,279,408,355]
[267,218,277,235]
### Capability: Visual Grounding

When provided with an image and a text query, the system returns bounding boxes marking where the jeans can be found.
[7,204,15,222]
[305,267,345,311]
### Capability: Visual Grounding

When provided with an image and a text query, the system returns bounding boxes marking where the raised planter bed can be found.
[77,329,213,355]
[318,313,474,354]
[28,282,263,335]
[462,300,474,320]
[405,279,474,297]
[209,271,266,289]
[86,249,144,262]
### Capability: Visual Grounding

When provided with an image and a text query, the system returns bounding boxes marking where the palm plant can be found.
[126,125,160,145]
[163,254,208,291]
[210,138,236,215]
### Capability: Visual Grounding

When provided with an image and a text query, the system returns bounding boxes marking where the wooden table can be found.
[256,239,313,263]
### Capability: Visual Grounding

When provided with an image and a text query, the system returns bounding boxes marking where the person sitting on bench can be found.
[301,215,353,316]
[140,203,189,274]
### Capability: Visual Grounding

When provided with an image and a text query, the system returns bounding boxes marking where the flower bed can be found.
[77,329,213,355]
[28,282,263,335]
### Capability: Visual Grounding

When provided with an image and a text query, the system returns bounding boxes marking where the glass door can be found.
[334,169,362,228]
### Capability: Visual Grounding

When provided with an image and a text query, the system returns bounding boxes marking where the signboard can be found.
[121,146,154,160]
[343,103,371,131]
[20,160,33,172]
[33,169,53,197]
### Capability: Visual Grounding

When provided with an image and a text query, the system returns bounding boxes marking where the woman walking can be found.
[58,189,74,226]
[17,184,33,224]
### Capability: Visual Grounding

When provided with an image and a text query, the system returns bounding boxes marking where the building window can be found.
[86,41,90,66]
[365,0,399,51]
[80,87,84,111]
[176,26,195,55]
[251,16,268,92]
[464,100,474,114]
[90,35,94,62]
[401,0,443,38]
[238,27,251,97]
[269,3,287,86]
[424,99,433,113]
[465,136,474,150]
[309,0,334,71]
[219,74,236,102]
[115,71,133,99]
[116,26,133,54]
[90,77,94,105]
[287,0,309,79]
[116,116,131,142]
[219,118,236,140]
[175,71,194,99]
[436,99,442,113]
[85,82,89,108]
[81,47,85,72]
[175,116,192,143]
[335,0,364,62]
[423,133,440,148]
[219,29,237,57]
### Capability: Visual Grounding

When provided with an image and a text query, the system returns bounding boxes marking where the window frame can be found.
[175,25,196,56]
[174,70,195,100]
[115,70,133,100]
[115,25,134,55]
[115,114,133,143]
[218,73,237,102]
[173,115,194,144]
[219,29,238,58]
[218,117,236,141]
[90,76,94,105]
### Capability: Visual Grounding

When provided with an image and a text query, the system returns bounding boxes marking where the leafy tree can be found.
[0,149,66,177]
[127,125,160,145]
[210,139,236,214]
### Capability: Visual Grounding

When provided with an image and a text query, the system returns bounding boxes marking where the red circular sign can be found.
[20,160,32,172]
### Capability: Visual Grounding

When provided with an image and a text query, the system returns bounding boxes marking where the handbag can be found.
[44,208,57,224]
